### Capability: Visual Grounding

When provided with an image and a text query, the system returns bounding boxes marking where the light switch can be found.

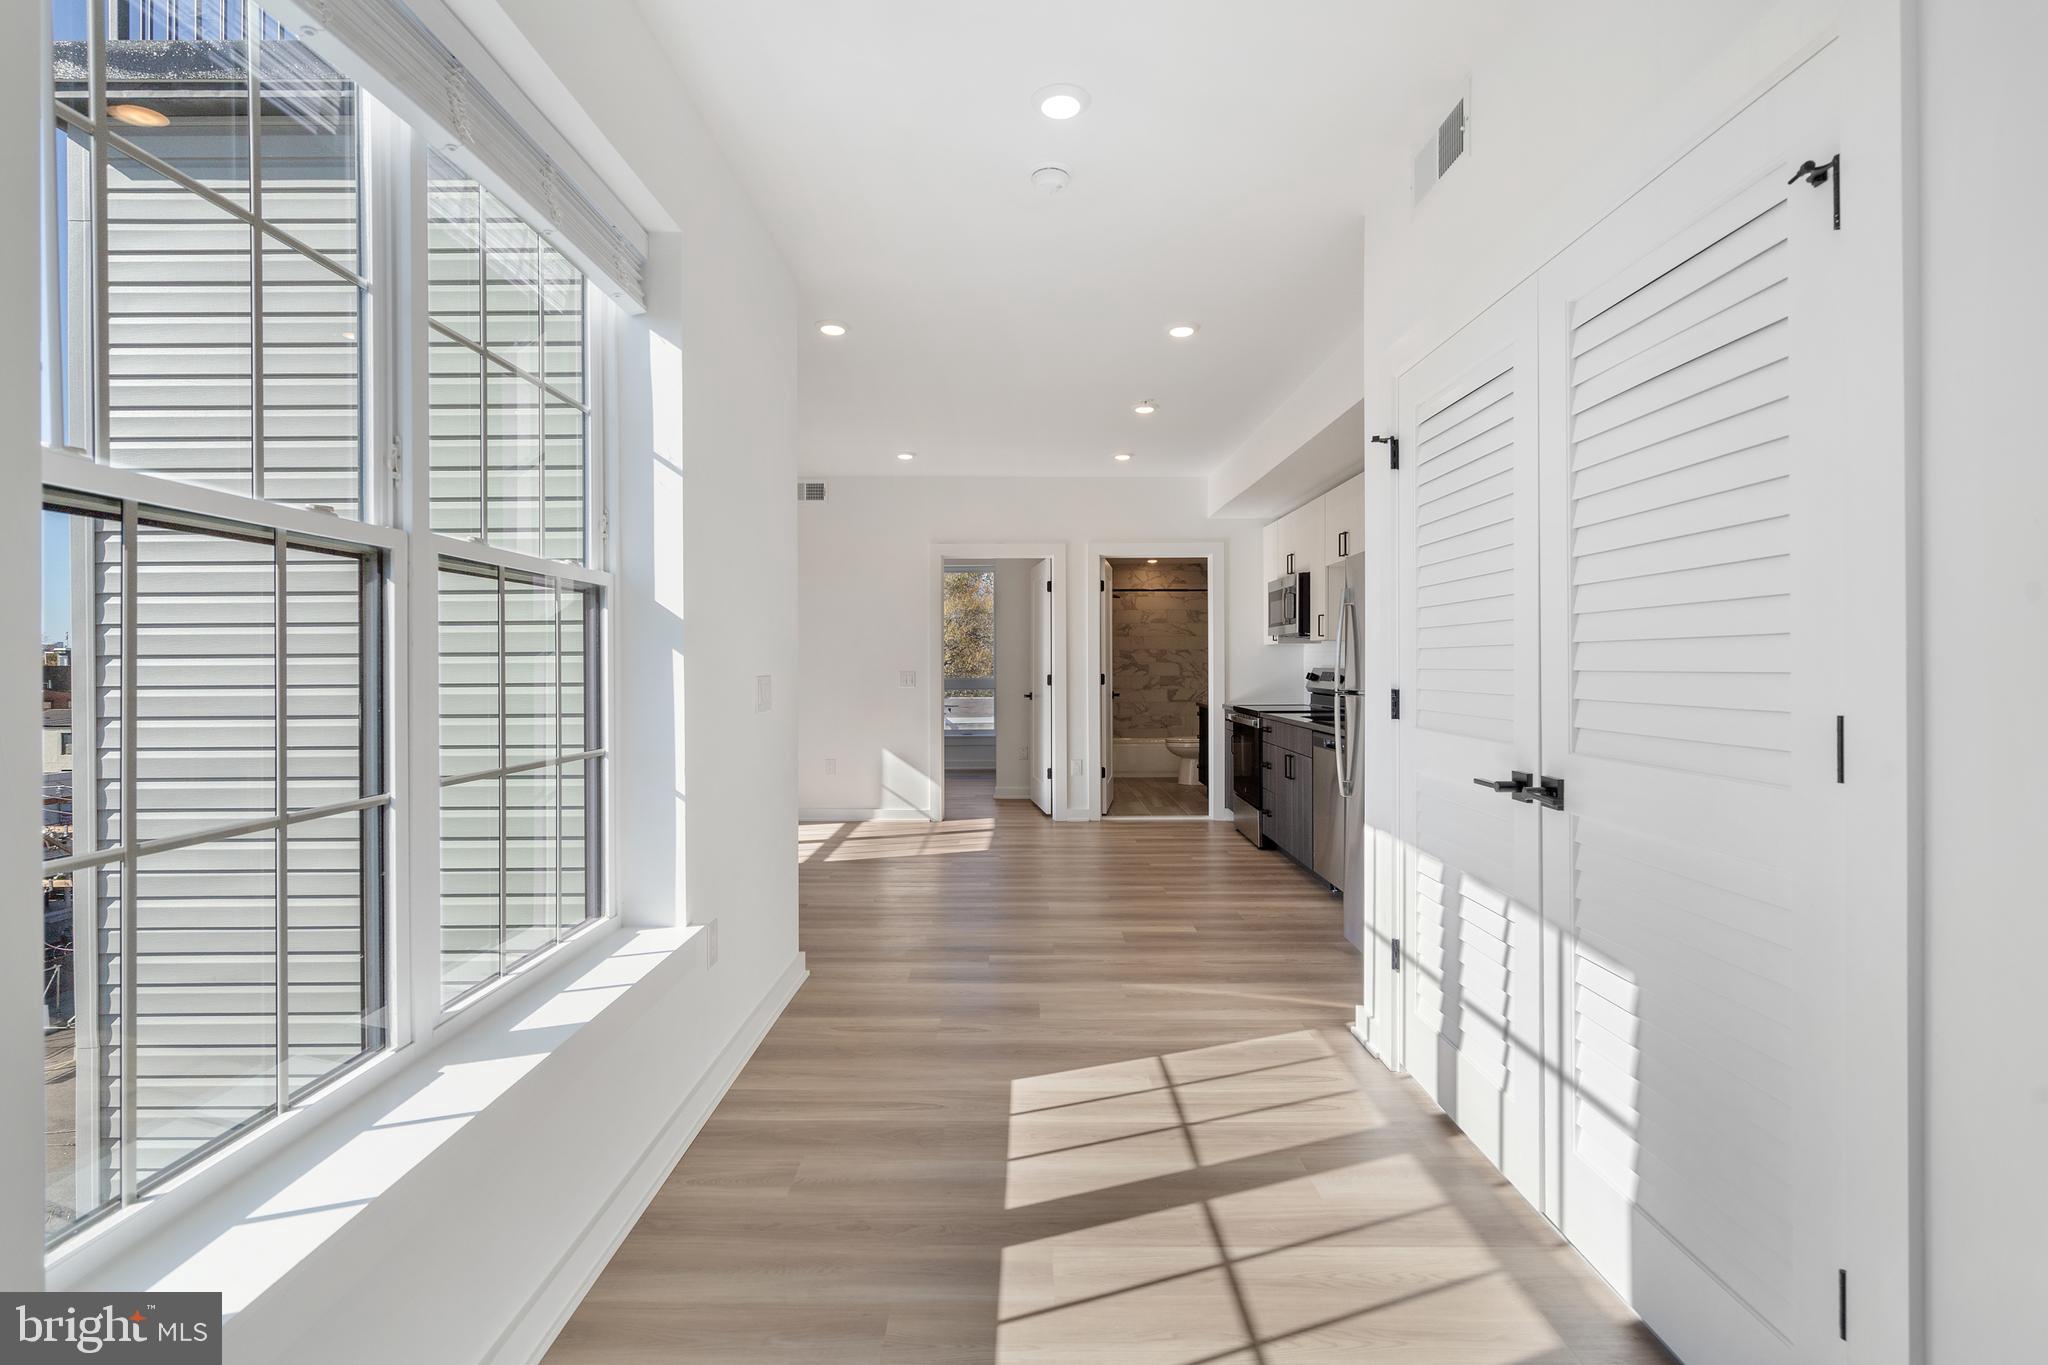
[899,669,917,688]
[755,674,772,712]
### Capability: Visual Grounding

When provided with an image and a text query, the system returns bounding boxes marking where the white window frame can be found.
[38,3,619,1271]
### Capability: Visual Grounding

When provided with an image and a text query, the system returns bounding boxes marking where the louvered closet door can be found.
[1535,45,1847,1364]
[1394,281,1544,1204]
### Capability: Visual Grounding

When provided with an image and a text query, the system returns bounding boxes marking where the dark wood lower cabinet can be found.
[1261,722,1316,867]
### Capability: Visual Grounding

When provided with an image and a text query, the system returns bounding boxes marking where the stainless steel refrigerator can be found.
[1329,552,1366,950]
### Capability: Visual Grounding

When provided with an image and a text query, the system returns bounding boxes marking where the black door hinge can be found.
[1046,672,1052,687]
[1391,937,1403,972]
[1838,1268,1847,1341]
[1790,153,1841,230]
[1390,688,1401,719]
[1099,578,1105,591]
[1046,766,1052,780]
[1100,765,1106,778]
[1835,715,1845,783]
[1372,434,1400,469]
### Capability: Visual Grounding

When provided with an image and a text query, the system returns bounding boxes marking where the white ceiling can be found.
[635,0,1505,478]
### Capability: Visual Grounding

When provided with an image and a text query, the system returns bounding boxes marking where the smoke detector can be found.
[1031,163,1072,193]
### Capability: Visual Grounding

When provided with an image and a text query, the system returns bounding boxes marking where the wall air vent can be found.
[796,479,827,503]
[1412,95,1468,206]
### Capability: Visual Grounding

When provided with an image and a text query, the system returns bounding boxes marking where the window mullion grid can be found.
[496,566,509,981]
[247,12,267,504]
[475,188,489,547]
[89,0,110,469]
[273,529,290,1114]
[553,581,564,943]
[116,499,138,1207]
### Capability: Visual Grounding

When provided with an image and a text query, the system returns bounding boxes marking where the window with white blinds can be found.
[38,494,389,1246]
[428,153,590,564]
[49,0,367,514]
[437,562,602,1001]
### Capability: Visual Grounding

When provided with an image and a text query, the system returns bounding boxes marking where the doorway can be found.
[1100,556,1213,819]
[936,550,1057,822]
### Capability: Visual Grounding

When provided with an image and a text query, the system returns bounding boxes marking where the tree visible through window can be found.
[942,570,994,736]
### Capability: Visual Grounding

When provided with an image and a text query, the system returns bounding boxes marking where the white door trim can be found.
[931,542,1069,822]
[1083,540,1230,822]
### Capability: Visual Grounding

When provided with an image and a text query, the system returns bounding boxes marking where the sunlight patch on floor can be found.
[797,818,995,863]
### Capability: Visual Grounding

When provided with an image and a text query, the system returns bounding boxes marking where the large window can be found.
[437,564,602,1001]
[38,496,388,1244]
[49,0,365,513]
[942,568,995,737]
[37,0,614,1253]
[427,153,589,562]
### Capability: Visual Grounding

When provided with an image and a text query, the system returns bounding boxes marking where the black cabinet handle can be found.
[1473,772,1531,795]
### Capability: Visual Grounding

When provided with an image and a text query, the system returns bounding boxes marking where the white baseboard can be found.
[490,954,809,1365]
[993,785,1031,800]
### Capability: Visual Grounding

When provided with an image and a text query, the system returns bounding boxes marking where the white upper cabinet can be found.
[1325,473,1365,563]
[1261,475,1360,641]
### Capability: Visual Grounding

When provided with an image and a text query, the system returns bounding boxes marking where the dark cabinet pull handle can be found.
[1023,691,1034,700]
[1473,772,1531,795]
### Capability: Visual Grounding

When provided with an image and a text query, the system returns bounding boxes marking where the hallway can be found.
[546,777,1669,1363]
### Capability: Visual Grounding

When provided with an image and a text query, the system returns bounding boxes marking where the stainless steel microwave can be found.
[1267,572,1310,640]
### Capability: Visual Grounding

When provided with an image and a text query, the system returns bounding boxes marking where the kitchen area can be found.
[1228,469,1367,952]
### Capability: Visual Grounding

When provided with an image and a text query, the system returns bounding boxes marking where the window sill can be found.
[47,922,702,1318]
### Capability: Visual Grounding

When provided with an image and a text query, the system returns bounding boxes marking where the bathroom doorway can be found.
[1101,556,1212,819]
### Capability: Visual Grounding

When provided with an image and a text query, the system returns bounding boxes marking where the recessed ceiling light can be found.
[1113,452,1133,462]
[1133,400,1157,415]
[1167,324,1199,339]
[1035,84,1089,120]
[896,451,915,461]
[817,321,847,337]
[109,103,170,128]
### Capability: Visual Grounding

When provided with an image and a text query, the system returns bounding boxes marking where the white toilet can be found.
[1164,736,1202,785]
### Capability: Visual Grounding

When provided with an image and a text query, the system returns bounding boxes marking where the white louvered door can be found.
[1535,46,1847,1363]
[1393,281,1545,1206]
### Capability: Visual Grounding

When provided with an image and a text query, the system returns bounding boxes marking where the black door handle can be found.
[1023,691,1033,700]
[1511,774,1566,811]
[1473,771,1532,795]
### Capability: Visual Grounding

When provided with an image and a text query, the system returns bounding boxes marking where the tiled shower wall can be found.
[1110,559,1207,739]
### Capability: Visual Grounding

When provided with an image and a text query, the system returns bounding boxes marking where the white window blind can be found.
[275,0,648,308]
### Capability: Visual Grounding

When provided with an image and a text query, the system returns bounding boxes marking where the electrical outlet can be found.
[704,918,719,967]
[755,674,772,712]
[899,669,917,688]
[1017,743,1029,761]
[824,755,837,775]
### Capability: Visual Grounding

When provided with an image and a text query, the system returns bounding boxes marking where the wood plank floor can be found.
[1108,775,1211,818]
[544,773,1670,1364]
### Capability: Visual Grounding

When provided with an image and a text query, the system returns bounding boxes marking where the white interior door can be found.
[1030,558,1054,815]
[1394,279,1546,1206]
[1535,45,1846,1363]
[1099,557,1115,815]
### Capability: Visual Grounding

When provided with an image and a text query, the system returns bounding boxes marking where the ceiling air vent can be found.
[796,479,827,503]
[1412,95,1468,206]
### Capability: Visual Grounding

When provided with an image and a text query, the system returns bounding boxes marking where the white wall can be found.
[992,559,1037,798]
[1919,1,2048,1357]
[797,477,1305,818]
